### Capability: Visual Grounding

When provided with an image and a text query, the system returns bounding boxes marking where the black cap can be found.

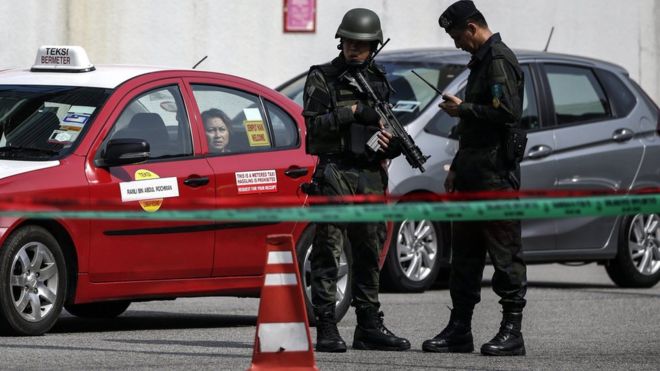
[439,0,482,31]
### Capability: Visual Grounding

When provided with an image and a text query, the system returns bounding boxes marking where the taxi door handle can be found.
[183,176,209,187]
[284,166,309,179]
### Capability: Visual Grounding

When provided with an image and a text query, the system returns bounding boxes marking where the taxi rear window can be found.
[0,85,112,160]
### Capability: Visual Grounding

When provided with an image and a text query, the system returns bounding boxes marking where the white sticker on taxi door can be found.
[119,169,179,211]
[235,170,278,194]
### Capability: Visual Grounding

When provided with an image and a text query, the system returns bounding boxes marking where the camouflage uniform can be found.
[303,54,397,315]
[449,33,527,314]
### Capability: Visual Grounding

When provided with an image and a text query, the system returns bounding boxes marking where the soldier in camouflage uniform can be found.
[422,1,528,356]
[303,8,410,353]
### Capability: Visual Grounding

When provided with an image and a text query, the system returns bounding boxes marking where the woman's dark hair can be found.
[201,108,233,136]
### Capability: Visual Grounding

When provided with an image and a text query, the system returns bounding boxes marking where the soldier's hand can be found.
[439,94,462,117]
[444,170,456,193]
[377,121,392,151]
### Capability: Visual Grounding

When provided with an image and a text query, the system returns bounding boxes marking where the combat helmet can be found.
[335,8,383,44]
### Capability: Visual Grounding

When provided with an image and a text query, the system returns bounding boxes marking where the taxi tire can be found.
[605,214,660,288]
[296,224,352,326]
[65,301,131,319]
[0,226,67,336]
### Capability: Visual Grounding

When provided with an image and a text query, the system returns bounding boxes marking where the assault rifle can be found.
[341,39,430,172]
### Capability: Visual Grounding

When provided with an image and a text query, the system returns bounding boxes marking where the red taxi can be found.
[0,46,324,335]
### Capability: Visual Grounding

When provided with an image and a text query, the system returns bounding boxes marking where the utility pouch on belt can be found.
[504,127,527,168]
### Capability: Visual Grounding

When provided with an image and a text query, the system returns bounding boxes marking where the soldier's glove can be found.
[354,102,380,126]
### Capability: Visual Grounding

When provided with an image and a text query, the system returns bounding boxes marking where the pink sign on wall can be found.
[284,0,316,33]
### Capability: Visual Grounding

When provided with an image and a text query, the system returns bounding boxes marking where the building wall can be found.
[1,0,658,102]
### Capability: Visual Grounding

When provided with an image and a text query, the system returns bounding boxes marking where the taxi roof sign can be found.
[31,46,95,72]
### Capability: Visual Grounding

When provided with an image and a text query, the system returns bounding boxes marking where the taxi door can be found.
[183,77,315,277]
[86,79,216,282]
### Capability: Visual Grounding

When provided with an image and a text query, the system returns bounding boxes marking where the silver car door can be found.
[542,63,644,252]
[519,64,558,254]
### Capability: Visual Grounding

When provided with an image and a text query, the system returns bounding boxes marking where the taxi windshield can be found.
[0,85,112,160]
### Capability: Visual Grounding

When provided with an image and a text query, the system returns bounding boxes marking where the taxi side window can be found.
[264,100,299,148]
[106,86,192,160]
[192,85,272,155]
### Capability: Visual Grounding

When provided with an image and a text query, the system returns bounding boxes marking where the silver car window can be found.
[544,64,611,126]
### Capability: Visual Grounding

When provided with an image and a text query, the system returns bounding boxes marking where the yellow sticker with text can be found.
[135,169,163,212]
[243,120,271,147]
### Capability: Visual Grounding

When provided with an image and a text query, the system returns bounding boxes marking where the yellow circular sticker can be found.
[135,169,163,212]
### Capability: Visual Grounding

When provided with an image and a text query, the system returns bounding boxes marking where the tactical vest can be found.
[306,61,390,156]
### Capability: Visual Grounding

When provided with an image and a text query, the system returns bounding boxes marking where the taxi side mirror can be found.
[95,138,150,167]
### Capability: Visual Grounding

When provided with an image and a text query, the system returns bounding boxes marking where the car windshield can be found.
[380,62,465,125]
[277,62,465,126]
[0,85,112,160]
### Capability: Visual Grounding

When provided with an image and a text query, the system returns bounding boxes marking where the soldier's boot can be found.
[352,307,411,351]
[314,309,347,353]
[422,309,474,353]
[480,312,526,356]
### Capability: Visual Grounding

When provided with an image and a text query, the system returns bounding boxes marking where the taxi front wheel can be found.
[0,226,67,336]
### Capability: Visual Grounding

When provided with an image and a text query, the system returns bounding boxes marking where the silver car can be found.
[278,48,660,303]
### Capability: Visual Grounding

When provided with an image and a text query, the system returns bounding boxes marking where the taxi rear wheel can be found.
[65,301,131,319]
[297,224,352,325]
[0,226,67,336]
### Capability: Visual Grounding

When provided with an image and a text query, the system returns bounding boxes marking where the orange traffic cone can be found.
[248,234,318,371]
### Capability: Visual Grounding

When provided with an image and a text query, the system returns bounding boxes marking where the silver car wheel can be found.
[627,213,660,276]
[302,243,349,307]
[9,242,59,322]
[396,220,438,282]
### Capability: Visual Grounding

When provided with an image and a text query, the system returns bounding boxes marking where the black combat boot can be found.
[480,312,526,356]
[353,307,411,351]
[422,309,474,353]
[314,309,347,353]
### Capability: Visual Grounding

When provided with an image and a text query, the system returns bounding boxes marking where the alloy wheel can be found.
[396,220,438,282]
[9,242,59,322]
[627,213,660,276]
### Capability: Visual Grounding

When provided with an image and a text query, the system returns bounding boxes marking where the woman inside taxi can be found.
[202,108,233,153]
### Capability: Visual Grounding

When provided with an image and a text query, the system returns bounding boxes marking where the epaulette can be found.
[490,41,517,62]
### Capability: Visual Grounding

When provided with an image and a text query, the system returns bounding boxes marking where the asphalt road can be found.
[1,263,659,370]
